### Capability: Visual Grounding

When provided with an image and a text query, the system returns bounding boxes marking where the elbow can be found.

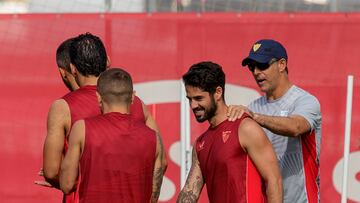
[61,186,73,195]
[291,122,311,137]
[43,170,59,184]
[266,174,283,199]
[291,127,308,137]
[60,179,75,194]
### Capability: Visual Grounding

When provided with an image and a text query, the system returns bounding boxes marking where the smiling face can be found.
[185,85,217,123]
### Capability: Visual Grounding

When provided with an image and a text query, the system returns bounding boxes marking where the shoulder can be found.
[48,99,70,117]
[134,95,142,103]
[62,90,77,100]
[238,117,262,134]
[72,119,85,130]
[237,117,267,149]
[68,120,85,144]
[135,120,156,135]
[293,86,320,107]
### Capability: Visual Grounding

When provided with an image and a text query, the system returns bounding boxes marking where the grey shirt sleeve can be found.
[292,94,321,131]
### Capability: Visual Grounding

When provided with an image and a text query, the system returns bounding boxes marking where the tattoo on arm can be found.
[177,190,197,203]
[177,148,204,203]
[151,133,166,203]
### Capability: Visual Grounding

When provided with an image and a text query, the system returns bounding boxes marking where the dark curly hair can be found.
[182,61,225,99]
[70,32,107,77]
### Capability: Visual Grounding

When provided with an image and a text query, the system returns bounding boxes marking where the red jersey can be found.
[62,85,145,126]
[78,112,156,203]
[61,85,145,203]
[195,115,266,203]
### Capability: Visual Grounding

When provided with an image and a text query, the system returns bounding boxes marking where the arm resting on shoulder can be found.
[253,113,311,137]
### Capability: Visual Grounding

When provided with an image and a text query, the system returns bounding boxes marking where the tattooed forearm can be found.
[176,149,204,203]
[177,190,197,203]
[151,133,167,203]
[151,167,164,202]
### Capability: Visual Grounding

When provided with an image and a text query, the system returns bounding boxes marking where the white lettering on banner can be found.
[332,151,360,202]
[134,80,260,201]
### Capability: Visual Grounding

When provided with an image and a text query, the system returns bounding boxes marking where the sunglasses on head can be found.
[247,58,279,72]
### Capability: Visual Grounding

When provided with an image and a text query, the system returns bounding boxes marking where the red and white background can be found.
[0,13,359,203]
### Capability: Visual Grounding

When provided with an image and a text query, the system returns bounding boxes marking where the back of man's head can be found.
[70,32,107,77]
[56,38,74,72]
[97,68,133,104]
[182,61,226,99]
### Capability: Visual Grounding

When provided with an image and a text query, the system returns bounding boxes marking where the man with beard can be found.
[39,33,165,203]
[177,61,282,203]
[60,68,165,203]
[56,37,80,92]
[34,37,79,188]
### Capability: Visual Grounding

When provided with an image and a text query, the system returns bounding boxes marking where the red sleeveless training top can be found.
[195,115,266,203]
[61,85,145,203]
[62,85,145,126]
[79,112,156,203]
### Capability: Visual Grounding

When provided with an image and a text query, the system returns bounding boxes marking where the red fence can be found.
[0,13,359,203]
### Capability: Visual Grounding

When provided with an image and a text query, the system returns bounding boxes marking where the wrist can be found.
[252,112,260,122]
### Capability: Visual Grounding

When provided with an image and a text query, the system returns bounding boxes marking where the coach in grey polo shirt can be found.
[228,39,322,203]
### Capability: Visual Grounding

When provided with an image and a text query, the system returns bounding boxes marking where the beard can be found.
[193,96,217,123]
[62,78,74,92]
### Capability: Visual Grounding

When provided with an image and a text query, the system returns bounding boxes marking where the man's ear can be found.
[214,86,223,101]
[106,56,111,68]
[278,58,287,73]
[58,67,66,77]
[70,63,77,76]
[96,91,102,105]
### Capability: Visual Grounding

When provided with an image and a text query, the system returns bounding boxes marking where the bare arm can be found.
[151,132,167,203]
[177,146,204,203]
[141,101,160,133]
[42,99,71,188]
[227,105,311,137]
[60,120,85,194]
[253,113,311,137]
[239,118,283,203]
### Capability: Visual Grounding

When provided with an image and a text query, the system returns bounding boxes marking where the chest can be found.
[196,126,246,171]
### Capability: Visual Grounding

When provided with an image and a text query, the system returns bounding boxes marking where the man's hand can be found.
[227,105,254,121]
[34,168,53,188]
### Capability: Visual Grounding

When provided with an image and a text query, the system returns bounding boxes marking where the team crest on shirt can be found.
[222,131,231,143]
[198,141,205,151]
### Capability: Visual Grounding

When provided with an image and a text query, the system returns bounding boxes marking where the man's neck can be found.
[102,103,131,114]
[78,75,98,87]
[208,102,228,128]
[267,78,293,101]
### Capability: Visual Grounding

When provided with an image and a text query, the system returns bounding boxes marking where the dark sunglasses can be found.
[247,59,279,72]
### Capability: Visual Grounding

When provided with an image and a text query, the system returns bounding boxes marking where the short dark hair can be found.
[70,32,107,77]
[97,68,133,104]
[182,61,225,99]
[56,38,74,72]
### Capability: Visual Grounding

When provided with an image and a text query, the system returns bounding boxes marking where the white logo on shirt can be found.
[280,110,289,116]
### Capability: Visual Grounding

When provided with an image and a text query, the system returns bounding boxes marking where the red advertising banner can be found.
[0,13,359,203]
